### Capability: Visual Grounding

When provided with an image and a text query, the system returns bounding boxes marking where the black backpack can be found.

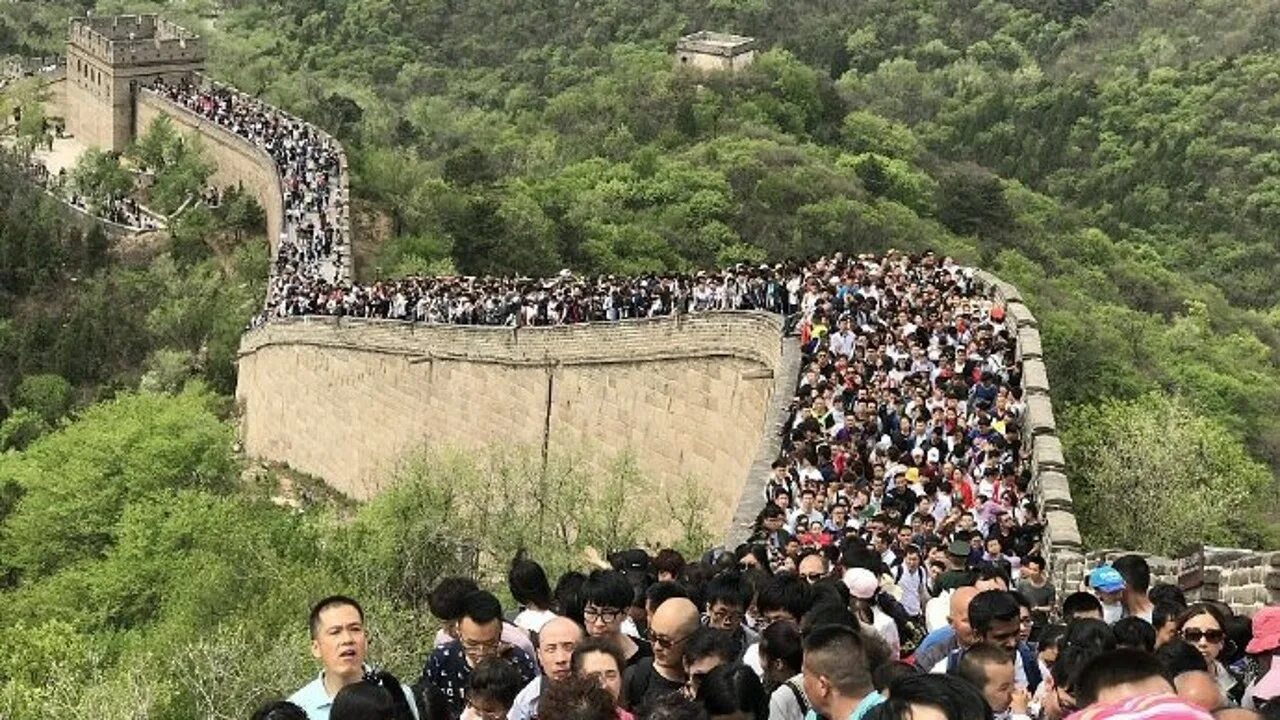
[876,592,927,656]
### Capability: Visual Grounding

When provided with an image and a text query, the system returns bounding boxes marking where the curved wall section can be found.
[134,89,285,247]
[236,312,786,539]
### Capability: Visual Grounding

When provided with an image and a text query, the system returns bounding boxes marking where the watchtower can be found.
[674,31,757,74]
[65,15,205,152]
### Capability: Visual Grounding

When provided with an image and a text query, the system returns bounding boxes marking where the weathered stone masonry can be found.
[237,312,787,542]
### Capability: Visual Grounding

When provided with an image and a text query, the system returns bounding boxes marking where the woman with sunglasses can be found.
[1178,603,1241,704]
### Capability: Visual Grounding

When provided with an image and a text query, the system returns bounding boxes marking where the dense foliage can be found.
[3,0,1280,715]
[0,389,704,718]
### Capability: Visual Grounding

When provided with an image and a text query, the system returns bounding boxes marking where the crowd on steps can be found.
[248,251,1280,720]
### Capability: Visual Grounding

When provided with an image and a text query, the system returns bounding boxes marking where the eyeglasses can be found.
[583,606,623,624]
[460,637,508,658]
[708,608,744,626]
[648,628,692,648]
[1181,628,1225,644]
[800,572,826,583]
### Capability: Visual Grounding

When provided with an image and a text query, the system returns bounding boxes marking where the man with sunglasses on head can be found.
[623,597,700,712]
[420,590,537,720]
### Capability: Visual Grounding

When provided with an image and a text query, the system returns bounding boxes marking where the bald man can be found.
[1177,671,1226,712]
[508,616,583,720]
[913,586,980,670]
[623,597,700,711]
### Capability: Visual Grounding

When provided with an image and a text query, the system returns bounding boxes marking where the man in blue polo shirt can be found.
[288,595,419,720]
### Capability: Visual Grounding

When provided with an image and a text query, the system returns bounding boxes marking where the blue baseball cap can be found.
[1089,565,1126,593]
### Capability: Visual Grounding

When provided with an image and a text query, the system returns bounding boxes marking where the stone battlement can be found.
[69,16,203,67]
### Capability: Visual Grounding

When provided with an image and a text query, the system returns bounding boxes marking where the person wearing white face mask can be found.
[1088,565,1127,625]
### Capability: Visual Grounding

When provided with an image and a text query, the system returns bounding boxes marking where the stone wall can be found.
[972,270,1086,597]
[972,271,1278,615]
[236,312,786,542]
[134,88,284,246]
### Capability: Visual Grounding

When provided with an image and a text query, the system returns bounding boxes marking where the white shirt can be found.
[768,673,810,720]
[508,676,542,720]
[513,608,556,635]
[871,607,901,660]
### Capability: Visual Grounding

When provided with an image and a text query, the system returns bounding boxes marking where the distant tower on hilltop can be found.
[674,31,757,74]
[65,14,205,152]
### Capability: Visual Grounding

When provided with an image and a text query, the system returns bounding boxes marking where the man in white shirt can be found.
[508,617,582,720]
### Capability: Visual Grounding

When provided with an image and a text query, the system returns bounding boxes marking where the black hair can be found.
[1111,555,1152,593]
[704,572,751,611]
[802,624,874,698]
[1073,649,1172,707]
[554,570,587,623]
[1223,613,1253,666]
[642,692,709,720]
[461,589,503,625]
[654,549,687,579]
[683,626,740,666]
[1023,555,1047,571]
[646,580,690,611]
[809,578,851,609]
[331,670,416,720]
[1051,619,1117,691]
[801,601,860,635]
[1011,591,1032,611]
[954,643,1013,691]
[580,570,634,610]
[467,658,523,708]
[309,595,364,638]
[870,673,992,720]
[758,619,804,675]
[1112,616,1157,653]
[508,553,552,610]
[756,573,813,619]
[968,591,1019,635]
[251,701,308,720]
[1155,639,1210,675]
[1061,591,1104,620]
[428,577,479,621]
[975,564,1010,588]
[1149,583,1187,608]
[1153,600,1187,630]
[872,661,919,692]
[696,663,767,720]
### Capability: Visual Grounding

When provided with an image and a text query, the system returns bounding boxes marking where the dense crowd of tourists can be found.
[11,152,159,229]
[148,76,351,318]
[250,252,1280,720]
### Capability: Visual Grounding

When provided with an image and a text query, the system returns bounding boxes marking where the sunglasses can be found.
[1181,628,1225,644]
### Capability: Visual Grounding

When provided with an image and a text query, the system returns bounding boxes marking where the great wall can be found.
[14,14,1280,612]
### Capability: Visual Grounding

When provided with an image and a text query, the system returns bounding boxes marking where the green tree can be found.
[69,149,133,212]
[12,374,72,424]
[0,386,236,580]
[1063,393,1272,555]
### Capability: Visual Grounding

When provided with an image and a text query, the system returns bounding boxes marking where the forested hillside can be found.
[209,0,1280,539]
[2,0,1280,715]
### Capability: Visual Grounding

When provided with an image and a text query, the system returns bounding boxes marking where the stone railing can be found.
[972,271,1086,598]
[973,272,1278,615]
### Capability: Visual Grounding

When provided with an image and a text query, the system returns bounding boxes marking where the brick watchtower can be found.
[65,15,205,152]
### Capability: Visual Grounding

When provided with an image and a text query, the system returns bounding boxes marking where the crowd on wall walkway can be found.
[143,71,1280,720]
[148,77,350,314]
[254,251,1280,720]
[10,151,160,230]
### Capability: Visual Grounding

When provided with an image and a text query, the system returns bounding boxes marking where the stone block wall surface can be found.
[236,313,785,542]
